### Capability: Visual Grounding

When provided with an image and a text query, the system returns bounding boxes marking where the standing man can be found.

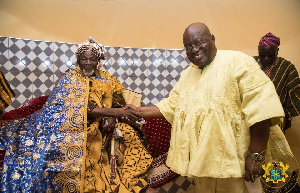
[126,22,291,193]
[254,32,300,132]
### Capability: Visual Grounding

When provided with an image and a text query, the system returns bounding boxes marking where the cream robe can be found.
[156,50,286,178]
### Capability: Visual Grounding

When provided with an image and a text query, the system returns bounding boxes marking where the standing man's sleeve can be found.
[235,55,284,127]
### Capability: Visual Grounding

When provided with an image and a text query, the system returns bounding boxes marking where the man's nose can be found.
[190,46,198,53]
[191,45,202,53]
[86,59,92,64]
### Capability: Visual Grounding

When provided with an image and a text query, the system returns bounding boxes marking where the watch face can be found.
[251,153,264,161]
[256,155,263,161]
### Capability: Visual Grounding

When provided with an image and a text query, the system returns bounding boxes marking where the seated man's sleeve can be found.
[0,70,15,111]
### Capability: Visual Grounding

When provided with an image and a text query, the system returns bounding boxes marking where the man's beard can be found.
[82,69,95,77]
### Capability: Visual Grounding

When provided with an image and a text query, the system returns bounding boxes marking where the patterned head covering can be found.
[76,36,105,60]
[259,32,280,47]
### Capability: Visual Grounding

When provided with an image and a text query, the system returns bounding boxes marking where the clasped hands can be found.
[118,104,141,124]
[99,104,142,132]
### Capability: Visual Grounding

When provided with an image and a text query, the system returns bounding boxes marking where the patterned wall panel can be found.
[0,37,9,74]
[0,36,191,109]
[53,42,78,84]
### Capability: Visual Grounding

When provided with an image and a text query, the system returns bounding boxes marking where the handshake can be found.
[119,104,142,124]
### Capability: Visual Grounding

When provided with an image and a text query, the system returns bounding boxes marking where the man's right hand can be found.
[124,104,140,113]
[118,106,141,123]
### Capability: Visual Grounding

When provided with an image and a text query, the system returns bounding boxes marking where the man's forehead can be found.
[183,30,205,44]
[259,45,278,51]
[80,50,98,57]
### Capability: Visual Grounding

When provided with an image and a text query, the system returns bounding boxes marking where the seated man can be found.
[0,37,159,193]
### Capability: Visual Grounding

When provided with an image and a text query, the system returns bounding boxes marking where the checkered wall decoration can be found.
[0,36,190,111]
[0,36,195,192]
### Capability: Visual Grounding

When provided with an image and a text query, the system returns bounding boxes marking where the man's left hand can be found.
[103,117,116,132]
[245,155,262,182]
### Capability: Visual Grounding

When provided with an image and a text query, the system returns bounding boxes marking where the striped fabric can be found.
[0,70,15,111]
[255,56,300,130]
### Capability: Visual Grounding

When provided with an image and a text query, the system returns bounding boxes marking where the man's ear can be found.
[276,47,279,56]
[211,34,216,44]
[97,61,102,69]
[212,34,215,40]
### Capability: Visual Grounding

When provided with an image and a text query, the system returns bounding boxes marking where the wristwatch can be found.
[249,152,265,162]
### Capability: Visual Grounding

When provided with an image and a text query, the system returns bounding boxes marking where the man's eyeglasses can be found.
[183,34,211,52]
[259,53,277,58]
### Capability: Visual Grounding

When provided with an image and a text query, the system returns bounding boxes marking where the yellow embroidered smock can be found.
[156,50,285,178]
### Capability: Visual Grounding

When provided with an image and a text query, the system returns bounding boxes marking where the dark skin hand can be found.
[124,104,163,119]
[88,107,141,123]
[102,117,116,133]
[245,119,270,182]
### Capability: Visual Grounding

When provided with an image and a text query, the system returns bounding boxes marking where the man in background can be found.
[254,32,300,193]
[254,32,300,132]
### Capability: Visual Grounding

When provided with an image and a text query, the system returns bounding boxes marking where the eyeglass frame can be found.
[183,34,212,52]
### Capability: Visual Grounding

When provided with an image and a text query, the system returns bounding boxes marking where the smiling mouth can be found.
[193,52,204,59]
[84,66,94,70]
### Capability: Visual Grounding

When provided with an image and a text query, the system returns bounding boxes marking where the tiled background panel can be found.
[0,37,9,73]
[5,71,33,112]
[53,42,77,84]
[166,49,189,80]
[0,35,191,112]
[148,48,168,79]
[142,77,167,105]
[128,48,150,78]
[32,71,54,97]
[8,38,54,73]
[0,36,192,109]
[160,177,195,193]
